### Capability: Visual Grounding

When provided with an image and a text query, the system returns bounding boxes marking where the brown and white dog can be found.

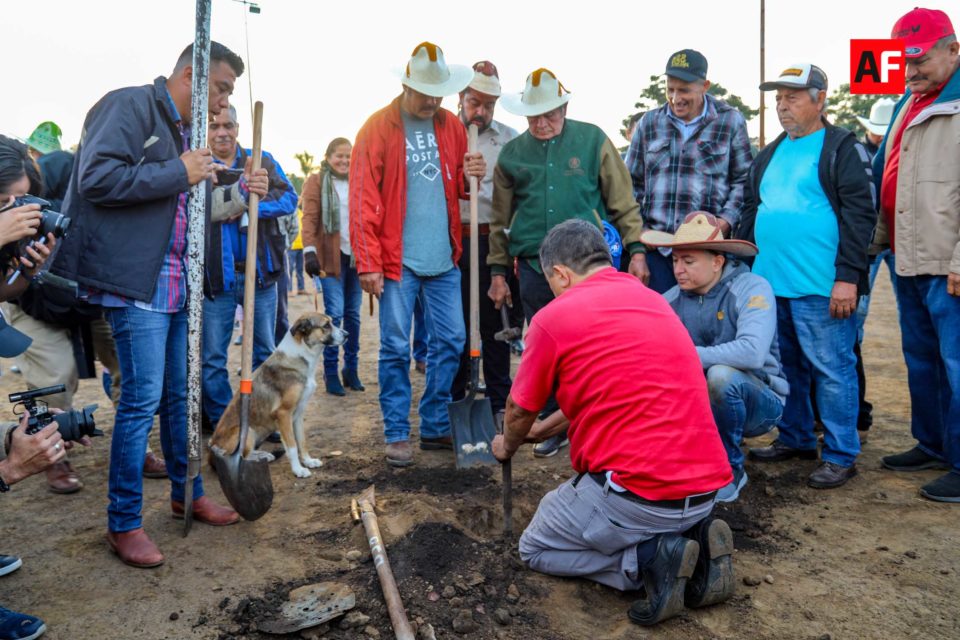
[209,312,346,478]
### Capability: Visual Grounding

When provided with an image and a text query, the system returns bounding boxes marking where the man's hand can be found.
[488,274,512,309]
[0,416,65,485]
[359,272,384,298]
[18,234,56,277]
[717,218,732,238]
[464,152,486,180]
[948,272,960,297]
[628,253,650,285]
[181,148,216,185]
[829,281,858,319]
[0,202,42,245]
[491,434,515,463]
[243,157,269,198]
[304,251,323,278]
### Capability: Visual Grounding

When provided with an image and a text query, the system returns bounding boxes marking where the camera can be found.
[0,195,71,283]
[9,385,102,442]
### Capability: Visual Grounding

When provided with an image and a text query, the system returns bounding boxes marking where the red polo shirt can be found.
[510,268,731,500]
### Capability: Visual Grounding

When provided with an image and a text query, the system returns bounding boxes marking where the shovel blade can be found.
[257,582,356,635]
[448,395,497,468]
[211,448,274,521]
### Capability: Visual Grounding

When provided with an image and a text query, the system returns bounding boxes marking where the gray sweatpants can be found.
[519,474,714,591]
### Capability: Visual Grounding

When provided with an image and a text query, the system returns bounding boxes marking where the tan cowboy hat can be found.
[467,60,502,97]
[500,68,571,117]
[399,42,473,98]
[856,98,896,137]
[641,212,758,257]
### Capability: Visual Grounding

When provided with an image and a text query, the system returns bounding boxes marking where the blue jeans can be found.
[412,294,428,363]
[894,275,960,473]
[644,250,678,294]
[707,365,784,472]
[287,249,304,290]
[856,249,898,343]
[317,252,362,376]
[776,296,860,467]
[106,305,202,532]
[379,267,465,443]
[202,277,277,425]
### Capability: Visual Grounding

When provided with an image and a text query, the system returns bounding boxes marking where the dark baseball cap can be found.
[665,49,708,82]
[0,314,31,358]
[759,63,828,91]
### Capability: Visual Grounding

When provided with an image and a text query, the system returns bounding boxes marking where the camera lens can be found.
[52,404,102,441]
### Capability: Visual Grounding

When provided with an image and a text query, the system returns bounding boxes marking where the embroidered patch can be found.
[671,53,689,68]
[568,157,581,170]
[717,311,725,320]
[747,295,770,310]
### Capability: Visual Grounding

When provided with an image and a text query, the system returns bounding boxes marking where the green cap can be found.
[25,121,63,155]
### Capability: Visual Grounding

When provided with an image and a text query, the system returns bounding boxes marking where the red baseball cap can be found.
[891,7,955,58]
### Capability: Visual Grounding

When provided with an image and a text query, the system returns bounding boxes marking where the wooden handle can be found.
[360,502,416,640]
[240,101,263,387]
[468,124,480,356]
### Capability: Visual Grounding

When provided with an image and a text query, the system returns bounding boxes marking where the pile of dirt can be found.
[714,467,807,554]
[223,522,564,639]
[317,465,497,497]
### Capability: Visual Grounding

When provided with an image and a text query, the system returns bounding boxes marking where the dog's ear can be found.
[290,315,316,341]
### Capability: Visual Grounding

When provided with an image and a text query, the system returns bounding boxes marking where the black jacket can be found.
[53,77,210,301]
[736,120,877,296]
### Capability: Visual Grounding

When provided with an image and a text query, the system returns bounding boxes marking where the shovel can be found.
[448,124,497,468]
[211,101,274,520]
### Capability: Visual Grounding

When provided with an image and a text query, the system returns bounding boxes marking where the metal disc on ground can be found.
[256,582,356,634]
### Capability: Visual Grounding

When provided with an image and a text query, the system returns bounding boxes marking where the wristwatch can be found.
[0,471,10,493]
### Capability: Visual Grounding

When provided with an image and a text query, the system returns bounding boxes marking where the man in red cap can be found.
[873,8,960,502]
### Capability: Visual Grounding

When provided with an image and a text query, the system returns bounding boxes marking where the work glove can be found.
[304,249,322,277]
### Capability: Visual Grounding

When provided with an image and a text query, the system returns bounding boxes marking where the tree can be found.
[286,150,317,196]
[621,76,760,138]
[826,83,891,132]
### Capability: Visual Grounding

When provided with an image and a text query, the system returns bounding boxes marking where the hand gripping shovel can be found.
[448,124,497,468]
[211,101,274,520]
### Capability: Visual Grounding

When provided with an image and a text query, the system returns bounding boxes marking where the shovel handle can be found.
[359,501,416,640]
[467,124,480,357]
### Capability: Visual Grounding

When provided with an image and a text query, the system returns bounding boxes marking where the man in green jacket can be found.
[488,68,646,457]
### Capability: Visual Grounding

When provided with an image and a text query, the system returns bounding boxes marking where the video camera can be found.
[0,195,71,285]
[9,384,102,442]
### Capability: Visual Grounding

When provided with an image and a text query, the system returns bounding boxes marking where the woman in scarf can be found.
[302,137,363,396]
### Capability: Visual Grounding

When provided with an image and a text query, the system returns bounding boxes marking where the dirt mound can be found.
[225,522,563,639]
[317,465,497,497]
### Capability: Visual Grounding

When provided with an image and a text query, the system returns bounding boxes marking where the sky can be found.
[5,0,919,176]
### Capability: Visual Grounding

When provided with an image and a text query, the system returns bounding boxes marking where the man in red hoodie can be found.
[350,42,485,467]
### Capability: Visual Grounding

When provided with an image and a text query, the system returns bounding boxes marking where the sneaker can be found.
[627,534,699,626]
[807,461,857,489]
[748,439,818,463]
[325,374,346,397]
[0,555,22,577]
[0,606,46,640]
[341,369,365,392]
[386,441,414,468]
[716,469,748,503]
[919,472,960,503]
[881,447,949,472]
[682,518,735,608]
[533,433,569,458]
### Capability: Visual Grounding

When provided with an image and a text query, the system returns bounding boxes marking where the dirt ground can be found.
[1,269,958,640]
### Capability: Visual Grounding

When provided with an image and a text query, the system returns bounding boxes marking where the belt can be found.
[579,472,716,509]
[461,223,490,236]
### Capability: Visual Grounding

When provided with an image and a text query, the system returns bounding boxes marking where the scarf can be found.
[320,161,347,234]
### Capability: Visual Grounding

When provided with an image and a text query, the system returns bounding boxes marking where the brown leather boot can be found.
[46,460,82,494]
[142,452,168,479]
[171,496,239,526]
[106,528,164,568]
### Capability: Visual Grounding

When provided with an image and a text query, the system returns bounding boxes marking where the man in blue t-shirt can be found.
[735,63,876,490]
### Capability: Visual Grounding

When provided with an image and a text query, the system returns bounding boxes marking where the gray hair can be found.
[807,88,828,113]
[226,104,238,123]
[539,219,612,275]
[933,33,958,50]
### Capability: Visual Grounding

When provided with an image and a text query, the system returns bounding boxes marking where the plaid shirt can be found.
[625,94,752,234]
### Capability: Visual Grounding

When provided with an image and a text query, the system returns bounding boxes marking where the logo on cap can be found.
[670,53,689,68]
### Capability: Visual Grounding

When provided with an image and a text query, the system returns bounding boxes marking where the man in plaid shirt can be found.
[625,49,752,293]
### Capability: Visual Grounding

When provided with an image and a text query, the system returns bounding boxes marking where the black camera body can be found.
[9,384,102,442]
[0,195,71,271]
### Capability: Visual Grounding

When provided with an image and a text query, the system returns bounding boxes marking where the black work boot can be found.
[325,374,346,396]
[341,369,365,391]
[682,517,735,608]
[807,461,857,489]
[628,534,699,626]
[748,438,818,463]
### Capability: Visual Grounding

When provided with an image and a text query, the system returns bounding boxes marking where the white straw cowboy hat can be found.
[467,60,502,97]
[641,212,758,257]
[857,98,896,137]
[500,68,571,116]
[399,42,473,98]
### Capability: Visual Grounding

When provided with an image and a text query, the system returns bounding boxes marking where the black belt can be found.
[577,472,716,509]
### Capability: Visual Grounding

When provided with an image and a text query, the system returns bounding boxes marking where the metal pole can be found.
[184,0,212,537]
[759,0,766,148]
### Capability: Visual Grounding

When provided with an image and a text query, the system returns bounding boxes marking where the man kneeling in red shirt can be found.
[492,219,735,625]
